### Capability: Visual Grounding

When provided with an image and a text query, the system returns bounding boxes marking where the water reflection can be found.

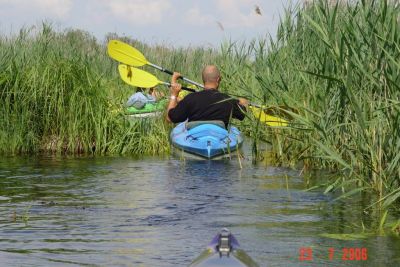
[0,156,399,266]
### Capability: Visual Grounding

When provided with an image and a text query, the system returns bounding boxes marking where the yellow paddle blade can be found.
[118,65,161,88]
[249,106,289,127]
[108,40,148,66]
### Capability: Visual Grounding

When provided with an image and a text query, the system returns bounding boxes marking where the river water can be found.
[0,155,399,266]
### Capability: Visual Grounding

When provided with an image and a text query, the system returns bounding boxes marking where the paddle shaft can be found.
[155,72,281,112]
[159,81,196,93]
[165,84,287,125]
[165,82,260,108]
[150,64,261,107]
[148,62,205,89]
[169,84,270,110]
[165,81,264,108]
[249,103,265,109]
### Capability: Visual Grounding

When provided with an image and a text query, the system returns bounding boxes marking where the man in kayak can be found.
[166,65,248,127]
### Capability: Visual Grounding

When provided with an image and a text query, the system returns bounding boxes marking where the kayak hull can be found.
[126,111,162,119]
[125,99,167,117]
[170,122,243,159]
[189,229,259,267]
[190,250,259,267]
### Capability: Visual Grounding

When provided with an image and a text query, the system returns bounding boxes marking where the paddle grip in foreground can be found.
[181,86,196,93]
[166,82,196,93]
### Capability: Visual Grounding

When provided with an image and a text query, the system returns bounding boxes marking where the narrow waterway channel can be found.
[0,156,399,266]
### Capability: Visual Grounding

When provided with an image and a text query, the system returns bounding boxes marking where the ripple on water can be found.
[0,156,399,267]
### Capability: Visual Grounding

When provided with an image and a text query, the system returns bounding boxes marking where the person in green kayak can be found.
[126,87,164,109]
[166,65,248,127]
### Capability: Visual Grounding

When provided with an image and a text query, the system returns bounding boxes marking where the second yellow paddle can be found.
[118,64,195,92]
[108,40,204,88]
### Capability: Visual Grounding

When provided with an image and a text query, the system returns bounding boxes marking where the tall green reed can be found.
[0,24,168,155]
[203,0,400,220]
[243,0,400,215]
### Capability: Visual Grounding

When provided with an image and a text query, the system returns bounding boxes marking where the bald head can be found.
[202,65,221,86]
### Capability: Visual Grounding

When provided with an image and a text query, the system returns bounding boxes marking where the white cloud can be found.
[0,0,72,18]
[0,0,286,47]
[216,0,266,28]
[104,0,172,25]
[184,7,214,26]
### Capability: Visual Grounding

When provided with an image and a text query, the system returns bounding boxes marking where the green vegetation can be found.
[211,0,400,219]
[235,0,399,223]
[0,24,172,155]
[0,1,399,227]
[259,0,400,214]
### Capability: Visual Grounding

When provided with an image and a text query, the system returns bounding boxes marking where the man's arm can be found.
[232,97,248,121]
[166,72,182,122]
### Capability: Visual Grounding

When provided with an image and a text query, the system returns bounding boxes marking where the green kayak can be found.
[125,99,167,118]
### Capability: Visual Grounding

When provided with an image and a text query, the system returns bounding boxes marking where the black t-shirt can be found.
[168,90,246,127]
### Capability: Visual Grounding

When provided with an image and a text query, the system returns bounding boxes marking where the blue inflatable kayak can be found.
[189,228,259,267]
[170,121,243,159]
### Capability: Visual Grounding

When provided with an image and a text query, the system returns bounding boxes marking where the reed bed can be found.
[205,0,400,224]
[237,0,400,218]
[0,25,208,156]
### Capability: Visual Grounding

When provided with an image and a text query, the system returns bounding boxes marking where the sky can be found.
[0,0,298,47]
